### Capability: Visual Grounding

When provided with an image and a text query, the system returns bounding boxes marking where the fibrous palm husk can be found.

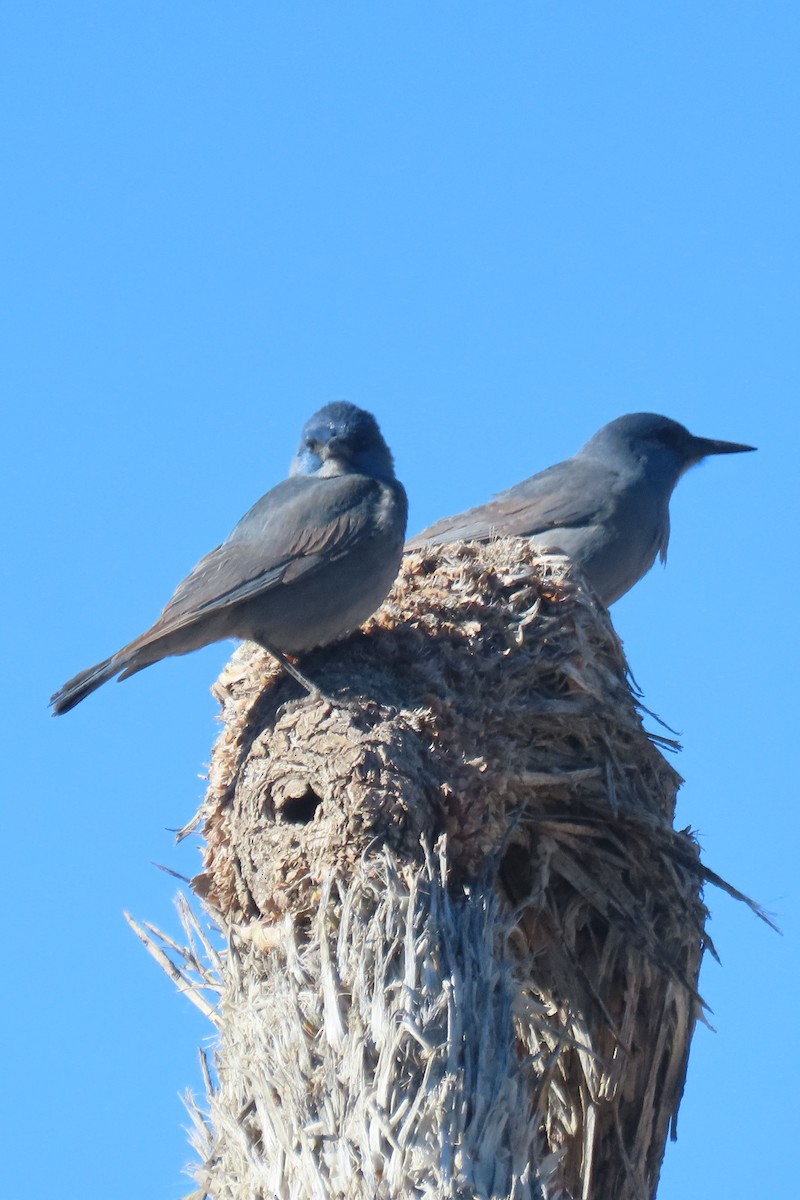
[136,542,764,1200]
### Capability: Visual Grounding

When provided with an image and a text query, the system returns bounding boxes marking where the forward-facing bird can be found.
[408,413,754,606]
[51,402,408,714]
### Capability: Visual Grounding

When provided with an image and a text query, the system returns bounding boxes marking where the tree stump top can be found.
[170,541,718,1199]
[192,542,682,927]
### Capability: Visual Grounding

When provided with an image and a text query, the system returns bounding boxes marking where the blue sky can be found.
[3,4,798,1197]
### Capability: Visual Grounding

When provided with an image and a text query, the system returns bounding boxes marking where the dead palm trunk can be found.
[133,541,755,1200]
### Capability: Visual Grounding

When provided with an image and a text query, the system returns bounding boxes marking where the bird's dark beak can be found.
[320,437,348,460]
[689,435,757,461]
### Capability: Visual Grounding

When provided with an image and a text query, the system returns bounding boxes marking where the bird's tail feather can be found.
[50,655,128,715]
[50,619,194,714]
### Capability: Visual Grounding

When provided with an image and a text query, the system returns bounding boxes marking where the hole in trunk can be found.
[278,787,322,825]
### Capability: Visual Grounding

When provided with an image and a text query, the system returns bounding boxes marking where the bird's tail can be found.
[50,655,129,715]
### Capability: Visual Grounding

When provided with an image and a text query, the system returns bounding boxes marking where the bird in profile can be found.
[408,413,755,606]
[51,402,408,714]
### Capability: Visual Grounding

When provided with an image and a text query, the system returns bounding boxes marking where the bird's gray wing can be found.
[412,457,619,545]
[150,474,382,633]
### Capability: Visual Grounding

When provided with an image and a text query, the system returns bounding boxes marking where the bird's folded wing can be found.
[490,460,618,530]
[153,475,381,632]
[415,458,618,543]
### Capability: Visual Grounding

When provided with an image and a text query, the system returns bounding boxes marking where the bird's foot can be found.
[267,646,358,712]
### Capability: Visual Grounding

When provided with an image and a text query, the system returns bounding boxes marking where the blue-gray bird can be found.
[51,402,408,714]
[408,413,754,606]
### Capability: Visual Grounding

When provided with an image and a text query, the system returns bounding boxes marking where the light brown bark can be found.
[143,543,723,1200]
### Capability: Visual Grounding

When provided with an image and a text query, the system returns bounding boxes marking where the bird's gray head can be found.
[290,402,397,482]
[582,412,755,487]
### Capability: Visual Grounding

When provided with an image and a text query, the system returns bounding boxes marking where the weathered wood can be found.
[148,543,719,1200]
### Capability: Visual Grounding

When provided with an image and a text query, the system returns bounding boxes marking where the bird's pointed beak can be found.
[689,435,757,461]
[315,437,353,476]
[319,437,350,464]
